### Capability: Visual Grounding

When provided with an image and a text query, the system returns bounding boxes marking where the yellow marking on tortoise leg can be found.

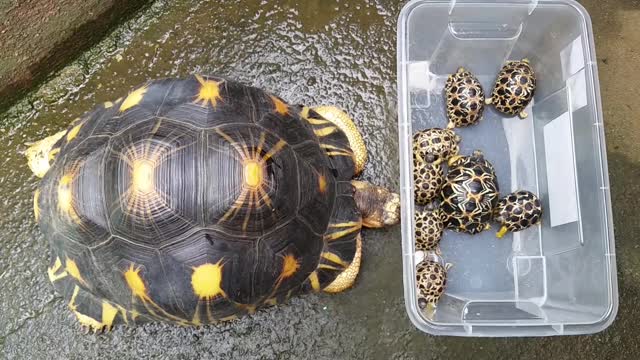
[323,234,362,293]
[33,189,41,221]
[119,85,149,112]
[24,130,67,178]
[48,257,68,283]
[485,97,493,105]
[191,261,226,300]
[194,75,223,107]
[312,106,367,175]
[519,110,528,119]
[496,225,509,239]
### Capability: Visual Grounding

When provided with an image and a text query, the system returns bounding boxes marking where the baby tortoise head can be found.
[444,67,485,128]
[416,258,452,318]
[414,202,445,251]
[413,128,461,165]
[494,190,542,238]
[486,59,536,119]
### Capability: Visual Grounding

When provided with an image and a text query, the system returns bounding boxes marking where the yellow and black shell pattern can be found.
[487,60,536,118]
[440,150,499,235]
[444,67,485,128]
[414,206,444,251]
[494,190,542,235]
[35,75,363,328]
[412,128,460,165]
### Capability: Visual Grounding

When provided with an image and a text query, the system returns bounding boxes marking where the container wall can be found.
[398,0,617,336]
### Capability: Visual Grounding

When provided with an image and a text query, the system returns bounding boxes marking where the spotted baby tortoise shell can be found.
[414,203,445,251]
[494,190,542,238]
[412,128,460,165]
[413,158,444,206]
[440,150,500,235]
[486,59,536,118]
[26,75,401,332]
[416,258,451,316]
[444,67,485,128]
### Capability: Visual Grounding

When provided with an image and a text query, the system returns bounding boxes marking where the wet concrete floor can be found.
[1,0,639,358]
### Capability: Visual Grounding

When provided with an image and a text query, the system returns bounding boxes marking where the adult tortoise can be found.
[25,75,400,331]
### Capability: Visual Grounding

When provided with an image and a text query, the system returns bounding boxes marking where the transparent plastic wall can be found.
[398,0,617,336]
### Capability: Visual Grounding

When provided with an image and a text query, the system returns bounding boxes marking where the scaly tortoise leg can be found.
[312,106,367,176]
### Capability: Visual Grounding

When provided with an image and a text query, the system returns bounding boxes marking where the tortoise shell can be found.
[413,158,444,206]
[35,75,363,327]
[416,260,448,309]
[487,60,536,118]
[414,206,444,251]
[494,190,542,235]
[412,128,460,164]
[444,67,485,128]
[440,150,499,234]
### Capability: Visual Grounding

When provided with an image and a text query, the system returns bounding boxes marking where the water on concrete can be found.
[1,0,639,359]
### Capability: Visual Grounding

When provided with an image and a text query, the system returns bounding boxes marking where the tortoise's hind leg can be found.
[48,257,127,333]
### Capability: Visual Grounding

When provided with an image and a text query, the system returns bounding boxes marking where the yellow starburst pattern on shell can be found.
[191,261,226,300]
[194,75,223,107]
[120,85,149,112]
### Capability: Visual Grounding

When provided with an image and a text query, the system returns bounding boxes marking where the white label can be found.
[543,112,579,227]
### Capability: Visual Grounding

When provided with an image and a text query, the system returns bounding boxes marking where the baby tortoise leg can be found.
[312,106,367,175]
[496,225,509,238]
[351,180,400,228]
[518,110,529,119]
[323,233,363,293]
[48,257,127,333]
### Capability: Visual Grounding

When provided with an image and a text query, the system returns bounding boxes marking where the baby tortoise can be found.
[414,203,445,251]
[494,190,543,238]
[416,258,451,317]
[486,59,536,118]
[444,67,485,128]
[440,150,500,235]
[412,128,461,165]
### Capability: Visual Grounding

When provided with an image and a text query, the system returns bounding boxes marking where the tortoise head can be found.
[24,130,67,178]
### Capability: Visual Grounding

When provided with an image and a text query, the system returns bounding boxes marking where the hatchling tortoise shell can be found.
[412,128,460,165]
[486,59,536,118]
[414,204,445,251]
[444,67,485,128]
[413,159,444,206]
[440,150,500,235]
[27,75,400,331]
[416,259,451,313]
[494,190,542,238]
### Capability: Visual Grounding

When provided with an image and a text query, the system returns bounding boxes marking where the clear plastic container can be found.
[397,0,617,336]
